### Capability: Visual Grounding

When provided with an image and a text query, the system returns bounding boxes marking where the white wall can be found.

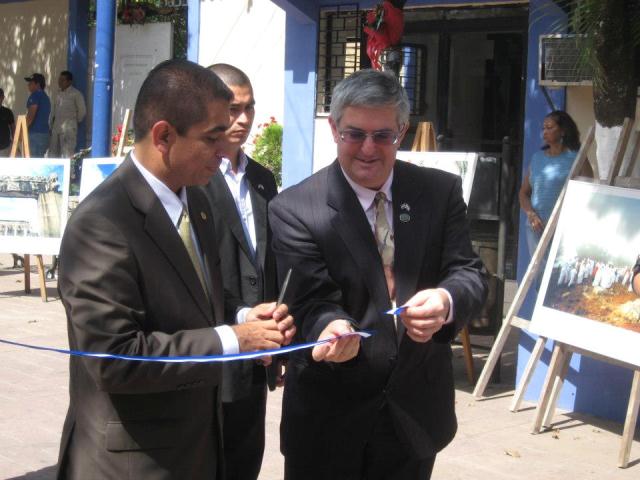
[198,0,285,148]
[0,0,69,123]
[566,86,597,172]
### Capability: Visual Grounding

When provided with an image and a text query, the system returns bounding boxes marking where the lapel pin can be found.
[399,213,411,223]
[200,212,207,220]
[257,184,265,190]
[400,203,410,211]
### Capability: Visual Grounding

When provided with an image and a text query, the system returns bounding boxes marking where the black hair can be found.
[60,71,73,82]
[544,110,581,152]
[133,59,233,140]
[208,63,252,88]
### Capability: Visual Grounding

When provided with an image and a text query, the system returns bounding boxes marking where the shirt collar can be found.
[220,150,248,176]
[130,150,187,227]
[341,166,393,212]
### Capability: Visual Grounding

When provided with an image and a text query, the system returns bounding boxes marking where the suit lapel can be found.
[327,162,395,336]
[211,171,255,263]
[246,161,268,271]
[392,161,429,341]
[118,156,214,325]
[187,188,225,326]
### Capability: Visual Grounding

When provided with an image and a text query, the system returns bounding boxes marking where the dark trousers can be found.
[284,406,435,480]
[222,382,267,480]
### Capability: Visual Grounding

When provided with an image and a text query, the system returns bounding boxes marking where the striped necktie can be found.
[178,208,209,298]
[374,192,395,301]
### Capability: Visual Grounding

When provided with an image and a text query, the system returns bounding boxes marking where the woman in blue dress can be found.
[519,110,582,256]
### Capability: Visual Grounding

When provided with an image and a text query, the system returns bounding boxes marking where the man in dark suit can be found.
[201,63,279,480]
[56,59,294,480]
[269,69,487,479]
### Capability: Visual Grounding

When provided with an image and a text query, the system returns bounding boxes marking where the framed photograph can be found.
[79,157,124,202]
[396,151,478,204]
[0,157,71,255]
[530,180,640,368]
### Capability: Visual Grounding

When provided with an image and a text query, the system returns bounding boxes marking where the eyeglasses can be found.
[339,127,403,146]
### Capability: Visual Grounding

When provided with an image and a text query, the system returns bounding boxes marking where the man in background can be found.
[201,63,278,480]
[49,70,86,158]
[0,88,14,156]
[24,73,50,157]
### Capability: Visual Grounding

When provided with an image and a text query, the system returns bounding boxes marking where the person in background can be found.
[519,110,582,256]
[49,70,86,158]
[201,63,278,480]
[632,254,640,296]
[24,73,51,157]
[0,88,15,157]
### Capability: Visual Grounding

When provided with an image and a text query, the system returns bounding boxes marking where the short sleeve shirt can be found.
[26,89,51,134]
[529,149,577,223]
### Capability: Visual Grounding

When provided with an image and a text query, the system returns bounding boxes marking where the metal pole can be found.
[91,0,116,157]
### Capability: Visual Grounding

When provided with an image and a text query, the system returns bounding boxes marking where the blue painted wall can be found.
[187,0,200,62]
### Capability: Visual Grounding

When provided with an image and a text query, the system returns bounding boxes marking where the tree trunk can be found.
[592,0,638,179]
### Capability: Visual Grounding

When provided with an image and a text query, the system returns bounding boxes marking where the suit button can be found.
[249,277,257,286]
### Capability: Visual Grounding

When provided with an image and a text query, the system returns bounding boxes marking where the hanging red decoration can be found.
[364,0,405,70]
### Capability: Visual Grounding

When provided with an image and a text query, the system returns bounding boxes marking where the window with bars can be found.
[316,5,365,114]
[315,7,425,116]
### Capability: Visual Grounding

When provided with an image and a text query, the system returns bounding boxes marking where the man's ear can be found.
[328,116,340,144]
[150,120,175,154]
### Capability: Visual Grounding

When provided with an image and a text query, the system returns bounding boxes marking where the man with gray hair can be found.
[269,69,487,479]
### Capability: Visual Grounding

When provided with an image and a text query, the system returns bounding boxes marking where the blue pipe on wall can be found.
[91,0,116,157]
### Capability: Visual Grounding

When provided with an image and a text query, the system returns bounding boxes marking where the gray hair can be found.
[329,69,409,127]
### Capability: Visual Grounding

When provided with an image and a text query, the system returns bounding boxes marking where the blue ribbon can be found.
[0,330,373,363]
[386,305,408,315]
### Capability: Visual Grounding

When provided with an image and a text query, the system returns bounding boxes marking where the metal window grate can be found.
[383,44,425,116]
[316,5,365,114]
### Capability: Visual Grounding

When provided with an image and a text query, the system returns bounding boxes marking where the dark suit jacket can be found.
[269,160,487,470]
[56,156,241,480]
[201,157,278,401]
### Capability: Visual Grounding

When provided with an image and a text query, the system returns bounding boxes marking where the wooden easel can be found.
[410,121,475,384]
[115,109,132,157]
[8,115,48,302]
[472,118,640,467]
[410,121,437,152]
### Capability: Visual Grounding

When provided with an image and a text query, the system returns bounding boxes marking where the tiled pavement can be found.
[0,254,638,479]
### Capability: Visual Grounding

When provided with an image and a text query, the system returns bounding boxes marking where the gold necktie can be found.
[178,208,209,298]
[374,192,395,300]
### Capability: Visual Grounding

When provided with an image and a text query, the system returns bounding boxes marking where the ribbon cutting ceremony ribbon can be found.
[386,305,408,315]
[0,330,373,363]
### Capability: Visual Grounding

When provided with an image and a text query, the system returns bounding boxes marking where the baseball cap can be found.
[24,73,45,88]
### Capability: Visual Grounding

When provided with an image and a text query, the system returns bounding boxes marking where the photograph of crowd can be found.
[531,180,640,367]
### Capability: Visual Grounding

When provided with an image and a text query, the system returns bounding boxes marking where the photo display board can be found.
[0,157,71,255]
[530,180,640,367]
[79,157,124,202]
[396,151,478,205]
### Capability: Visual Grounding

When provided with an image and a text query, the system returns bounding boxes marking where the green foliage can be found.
[252,118,283,187]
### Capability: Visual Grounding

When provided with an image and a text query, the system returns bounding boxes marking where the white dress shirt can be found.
[131,152,240,354]
[220,152,257,255]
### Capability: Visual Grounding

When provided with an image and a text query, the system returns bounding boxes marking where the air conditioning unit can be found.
[539,34,593,87]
